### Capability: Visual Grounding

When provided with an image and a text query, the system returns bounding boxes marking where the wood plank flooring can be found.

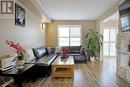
[23,59,130,87]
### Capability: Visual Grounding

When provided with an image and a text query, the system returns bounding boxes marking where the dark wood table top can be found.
[0,64,35,76]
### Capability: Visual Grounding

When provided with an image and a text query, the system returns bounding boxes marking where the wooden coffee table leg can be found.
[52,65,54,78]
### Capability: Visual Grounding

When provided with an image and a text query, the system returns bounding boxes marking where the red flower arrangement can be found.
[61,48,70,59]
[6,40,26,60]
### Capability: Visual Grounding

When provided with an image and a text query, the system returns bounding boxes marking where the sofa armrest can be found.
[26,54,58,66]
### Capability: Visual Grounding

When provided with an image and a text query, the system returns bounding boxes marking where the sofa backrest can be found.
[69,46,81,52]
[32,47,47,59]
[61,46,82,53]
[45,47,55,54]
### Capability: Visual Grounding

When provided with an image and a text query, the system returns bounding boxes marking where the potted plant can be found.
[6,40,26,69]
[61,48,70,60]
[85,29,103,61]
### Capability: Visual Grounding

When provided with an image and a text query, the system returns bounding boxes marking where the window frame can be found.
[57,25,82,46]
[103,27,118,57]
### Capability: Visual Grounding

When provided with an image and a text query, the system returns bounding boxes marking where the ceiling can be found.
[107,11,119,20]
[103,11,119,22]
[35,0,118,20]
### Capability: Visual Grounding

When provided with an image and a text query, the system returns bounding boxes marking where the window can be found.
[58,25,81,46]
[103,28,118,57]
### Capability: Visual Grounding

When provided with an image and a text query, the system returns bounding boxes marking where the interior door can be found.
[103,28,118,57]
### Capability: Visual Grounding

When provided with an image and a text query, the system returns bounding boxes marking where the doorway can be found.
[101,12,119,68]
[103,28,118,57]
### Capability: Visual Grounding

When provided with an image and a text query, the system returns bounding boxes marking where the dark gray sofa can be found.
[60,46,90,63]
[26,47,58,78]
[32,47,57,65]
[25,46,90,79]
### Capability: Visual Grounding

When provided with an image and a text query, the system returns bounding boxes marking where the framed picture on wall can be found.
[15,3,25,26]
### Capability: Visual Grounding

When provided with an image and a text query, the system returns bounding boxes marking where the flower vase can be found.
[16,60,25,69]
[61,53,69,61]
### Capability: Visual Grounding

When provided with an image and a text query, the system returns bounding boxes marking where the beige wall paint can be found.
[0,1,45,55]
[103,20,119,28]
[45,20,96,47]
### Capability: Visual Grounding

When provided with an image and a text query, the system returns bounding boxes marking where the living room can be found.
[0,0,130,87]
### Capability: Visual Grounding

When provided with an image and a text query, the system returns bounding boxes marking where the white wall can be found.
[0,1,45,55]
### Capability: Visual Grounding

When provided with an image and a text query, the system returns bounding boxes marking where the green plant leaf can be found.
[85,29,103,57]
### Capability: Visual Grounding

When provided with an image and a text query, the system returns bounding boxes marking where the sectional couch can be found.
[25,47,58,79]
[24,46,90,79]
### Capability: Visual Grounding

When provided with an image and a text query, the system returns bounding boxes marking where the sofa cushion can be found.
[28,54,57,65]
[32,47,47,59]
[25,49,35,63]
[46,47,55,54]
[80,47,84,54]
[36,54,57,65]
[61,46,81,53]
[69,46,81,53]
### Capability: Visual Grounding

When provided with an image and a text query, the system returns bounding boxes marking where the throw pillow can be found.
[55,47,61,54]
[46,47,55,54]
[46,47,52,54]
[25,49,35,63]
[80,47,84,54]
[33,47,47,59]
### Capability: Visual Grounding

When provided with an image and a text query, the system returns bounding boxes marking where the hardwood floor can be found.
[23,59,130,87]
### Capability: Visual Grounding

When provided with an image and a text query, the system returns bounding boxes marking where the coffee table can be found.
[52,56,74,78]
